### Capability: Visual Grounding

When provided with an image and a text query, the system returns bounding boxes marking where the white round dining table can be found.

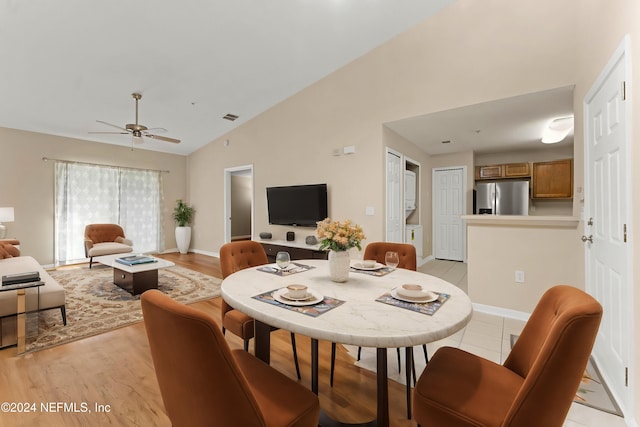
[221,259,473,427]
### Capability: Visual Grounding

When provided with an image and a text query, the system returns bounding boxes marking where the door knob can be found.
[581,235,593,243]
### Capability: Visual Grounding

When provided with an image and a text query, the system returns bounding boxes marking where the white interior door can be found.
[433,167,465,261]
[584,37,633,416]
[386,149,403,242]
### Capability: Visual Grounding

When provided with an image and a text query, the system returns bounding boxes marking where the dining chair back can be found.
[220,241,268,344]
[413,285,603,427]
[363,242,417,271]
[220,240,301,378]
[141,290,319,427]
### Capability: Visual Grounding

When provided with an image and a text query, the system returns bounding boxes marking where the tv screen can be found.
[266,184,328,227]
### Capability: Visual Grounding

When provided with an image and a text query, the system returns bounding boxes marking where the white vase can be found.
[175,226,191,254]
[328,250,350,283]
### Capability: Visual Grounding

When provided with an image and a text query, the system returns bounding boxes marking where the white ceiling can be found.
[385,86,575,156]
[0,0,456,156]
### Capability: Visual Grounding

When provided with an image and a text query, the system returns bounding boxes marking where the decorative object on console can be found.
[173,199,194,254]
[305,235,318,245]
[259,232,272,240]
[316,218,365,283]
[286,231,295,241]
[0,207,15,239]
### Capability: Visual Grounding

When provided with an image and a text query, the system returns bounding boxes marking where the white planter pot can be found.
[328,250,350,283]
[175,226,192,254]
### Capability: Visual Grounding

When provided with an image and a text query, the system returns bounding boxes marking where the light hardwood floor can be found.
[0,253,419,427]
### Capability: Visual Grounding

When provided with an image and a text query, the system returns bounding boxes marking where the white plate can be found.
[391,288,439,304]
[273,288,324,306]
[351,261,386,271]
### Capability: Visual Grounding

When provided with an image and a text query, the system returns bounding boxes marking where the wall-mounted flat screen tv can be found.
[266,183,328,227]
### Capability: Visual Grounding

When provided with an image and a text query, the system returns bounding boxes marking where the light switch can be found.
[343,145,356,155]
[365,206,374,216]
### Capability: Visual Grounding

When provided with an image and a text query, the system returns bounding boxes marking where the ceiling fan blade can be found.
[96,120,129,132]
[89,131,129,135]
[145,127,168,134]
[146,134,181,144]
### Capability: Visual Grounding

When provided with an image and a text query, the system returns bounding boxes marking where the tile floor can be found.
[412,259,627,426]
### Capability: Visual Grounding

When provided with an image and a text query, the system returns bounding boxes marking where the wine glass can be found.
[384,251,399,270]
[275,251,291,270]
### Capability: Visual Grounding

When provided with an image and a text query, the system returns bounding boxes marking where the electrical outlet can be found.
[515,270,525,283]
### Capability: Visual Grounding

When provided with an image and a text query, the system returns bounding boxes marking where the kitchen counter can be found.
[462,215,580,227]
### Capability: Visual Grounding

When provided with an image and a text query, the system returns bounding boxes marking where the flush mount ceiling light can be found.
[542,116,574,144]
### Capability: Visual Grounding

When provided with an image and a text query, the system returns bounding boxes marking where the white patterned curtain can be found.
[54,161,163,264]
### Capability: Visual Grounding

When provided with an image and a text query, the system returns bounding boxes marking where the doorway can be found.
[224,165,254,243]
[432,167,466,261]
[584,37,633,418]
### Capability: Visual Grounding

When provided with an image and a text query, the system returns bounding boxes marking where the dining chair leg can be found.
[422,343,429,364]
[244,339,249,352]
[405,347,414,420]
[396,348,401,373]
[357,346,362,361]
[291,333,301,380]
[330,342,336,386]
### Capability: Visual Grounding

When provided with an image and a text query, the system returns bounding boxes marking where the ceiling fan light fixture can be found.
[542,116,574,144]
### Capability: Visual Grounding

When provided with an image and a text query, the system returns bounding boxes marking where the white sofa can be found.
[0,256,66,325]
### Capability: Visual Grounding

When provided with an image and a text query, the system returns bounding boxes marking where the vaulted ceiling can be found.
[0,0,456,155]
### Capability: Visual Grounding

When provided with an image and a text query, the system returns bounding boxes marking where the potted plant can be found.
[173,199,194,254]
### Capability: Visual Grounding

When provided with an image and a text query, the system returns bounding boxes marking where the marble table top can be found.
[221,259,473,348]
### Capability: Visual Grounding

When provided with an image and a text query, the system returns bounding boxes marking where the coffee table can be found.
[94,254,175,295]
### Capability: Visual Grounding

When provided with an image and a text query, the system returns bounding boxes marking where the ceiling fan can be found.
[90,93,181,144]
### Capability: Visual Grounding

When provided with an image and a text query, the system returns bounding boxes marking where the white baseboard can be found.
[190,248,219,258]
[418,255,434,267]
[472,303,531,322]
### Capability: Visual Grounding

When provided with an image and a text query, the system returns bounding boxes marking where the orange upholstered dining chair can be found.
[330,241,421,418]
[413,285,602,427]
[220,240,301,379]
[141,290,319,427]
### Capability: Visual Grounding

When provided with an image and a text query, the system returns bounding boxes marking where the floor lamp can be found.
[0,207,15,239]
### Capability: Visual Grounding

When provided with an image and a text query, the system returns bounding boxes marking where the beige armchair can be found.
[84,224,133,268]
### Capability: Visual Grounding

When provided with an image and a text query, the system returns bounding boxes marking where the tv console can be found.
[259,240,328,263]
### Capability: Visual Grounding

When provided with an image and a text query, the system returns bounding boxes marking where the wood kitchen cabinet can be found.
[504,162,530,178]
[475,162,530,180]
[532,159,573,198]
[475,165,503,179]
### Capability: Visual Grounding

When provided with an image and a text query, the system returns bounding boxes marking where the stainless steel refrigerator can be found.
[475,181,529,215]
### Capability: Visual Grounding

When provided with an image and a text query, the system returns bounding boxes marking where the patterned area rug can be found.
[25,264,221,353]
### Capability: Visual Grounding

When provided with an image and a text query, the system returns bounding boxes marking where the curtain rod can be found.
[41,157,170,174]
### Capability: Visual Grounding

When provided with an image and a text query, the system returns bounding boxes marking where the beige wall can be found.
[184,0,636,420]
[189,0,582,255]
[0,127,187,264]
[467,221,583,312]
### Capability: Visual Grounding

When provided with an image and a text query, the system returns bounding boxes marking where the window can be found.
[54,161,163,264]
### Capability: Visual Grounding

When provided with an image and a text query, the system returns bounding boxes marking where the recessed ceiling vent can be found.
[223,113,239,121]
